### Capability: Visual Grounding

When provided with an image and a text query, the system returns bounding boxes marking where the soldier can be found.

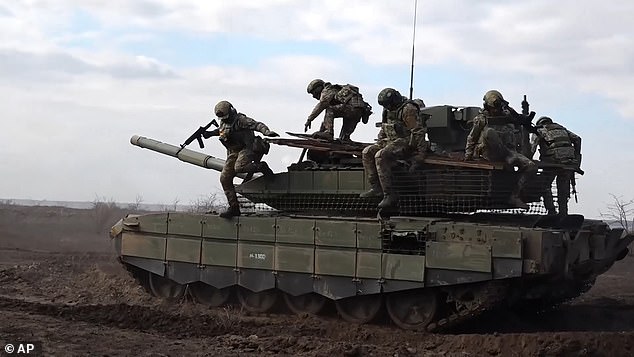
[531,116,582,216]
[359,88,428,209]
[202,100,280,218]
[464,90,538,209]
[304,79,372,141]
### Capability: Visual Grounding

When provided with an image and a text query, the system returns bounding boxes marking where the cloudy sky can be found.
[1,0,632,217]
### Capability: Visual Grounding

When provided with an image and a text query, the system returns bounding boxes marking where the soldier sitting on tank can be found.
[359,88,429,209]
[464,90,538,210]
[304,79,372,142]
[202,100,280,218]
[530,116,581,216]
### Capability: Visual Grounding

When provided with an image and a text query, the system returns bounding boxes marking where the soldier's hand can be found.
[304,119,311,132]
[267,131,280,137]
[463,154,473,161]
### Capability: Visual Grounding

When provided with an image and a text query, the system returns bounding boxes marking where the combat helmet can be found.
[377,88,403,109]
[536,116,553,127]
[483,90,508,108]
[307,79,325,94]
[214,100,236,122]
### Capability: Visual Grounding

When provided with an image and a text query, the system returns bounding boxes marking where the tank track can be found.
[123,261,509,332]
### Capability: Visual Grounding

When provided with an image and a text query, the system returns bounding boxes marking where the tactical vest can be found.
[381,101,416,142]
[333,84,360,104]
[485,113,517,149]
[536,123,574,162]
[218,114,255,151]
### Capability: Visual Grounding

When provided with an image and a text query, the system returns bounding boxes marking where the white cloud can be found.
[0,0,633,216]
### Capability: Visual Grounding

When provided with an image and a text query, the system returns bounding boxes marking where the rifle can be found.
[571,173,579,203]
[181,119,219,149]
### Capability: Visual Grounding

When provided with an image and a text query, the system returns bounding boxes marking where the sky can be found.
[1,0,632,218]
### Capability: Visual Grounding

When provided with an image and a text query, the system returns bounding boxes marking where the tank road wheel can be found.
[189,282,232,307]
[284,293,327,315]
[386,290,437,330]
[148,272,186,300]
[237,288,278,313]
[335,294,383,324]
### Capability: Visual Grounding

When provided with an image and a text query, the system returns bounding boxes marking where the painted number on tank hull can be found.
[249,253,267,260]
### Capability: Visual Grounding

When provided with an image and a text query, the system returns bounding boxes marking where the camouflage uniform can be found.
[360,88,428,209]
[305,79,372,141]
[530,117,581,215]
[204,101,278,218]
[464,90,537,209]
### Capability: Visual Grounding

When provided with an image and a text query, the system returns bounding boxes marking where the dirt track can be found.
[1,204,634,356]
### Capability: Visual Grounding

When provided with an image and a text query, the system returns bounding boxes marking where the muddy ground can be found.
[0,204,633,356]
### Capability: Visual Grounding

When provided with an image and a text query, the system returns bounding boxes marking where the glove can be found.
[463,153,473,161]
[362,115,369,124]
[266,131,280,137]
[304,119,311,132]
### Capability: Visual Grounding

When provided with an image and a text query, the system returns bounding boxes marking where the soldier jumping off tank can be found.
[304,79,372,142]
[531,116,582,216]
[360,88,429,210]
[464,90,538,210]
[202,100,279,218]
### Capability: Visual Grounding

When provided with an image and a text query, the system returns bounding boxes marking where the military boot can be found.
[219,205,241,219]
[543,193,557,215]
[219,190,241,219]
[378,193,399,209]
[258,161,274,177]
[359,174,383,198]
[338,131,352,142]
[311,131,334,141]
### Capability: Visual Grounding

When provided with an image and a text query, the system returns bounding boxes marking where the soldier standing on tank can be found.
[464,90,538,209]
[202,100,280,218]
[530,116,582,216]
[304,79,372,141]
[359,88,428,209]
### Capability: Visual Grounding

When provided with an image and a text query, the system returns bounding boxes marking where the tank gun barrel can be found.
[130,135,246,178]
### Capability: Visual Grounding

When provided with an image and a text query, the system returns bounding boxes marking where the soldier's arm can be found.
[568,130,582,157]
[402,103,420,130]
[240,116,276,136]
[203,128,220,139]
[307,89,336,122]
[464,115,485,159]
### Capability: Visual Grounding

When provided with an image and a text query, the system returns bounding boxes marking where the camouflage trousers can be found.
[540,167,572,215]
[362,138,411,195]
[477,127,537,195]
[318,105,366,140]
[220,148,264,208]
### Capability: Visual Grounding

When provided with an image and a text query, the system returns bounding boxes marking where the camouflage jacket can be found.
[379,101,428,151]
[307,83,369,121]
[530,122,581,164]
[207,113,272,152]
[464,109,518,159]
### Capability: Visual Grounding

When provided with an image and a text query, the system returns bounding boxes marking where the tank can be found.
[110,104,633,331]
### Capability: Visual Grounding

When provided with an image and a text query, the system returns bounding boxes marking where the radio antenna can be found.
[408,0,419,100]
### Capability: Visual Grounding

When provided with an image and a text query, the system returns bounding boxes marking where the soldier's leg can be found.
[219,152,240,218]
[506,152,537,210]
[539,169,557,215]
[313,108,336,141]
[375,142,407,208]
[556,171,571,216]
[360,144,383,197]
[235,149,274,177]
[339,109,362,141]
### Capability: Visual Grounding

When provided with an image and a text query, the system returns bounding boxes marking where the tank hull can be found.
[110,212,632,330]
